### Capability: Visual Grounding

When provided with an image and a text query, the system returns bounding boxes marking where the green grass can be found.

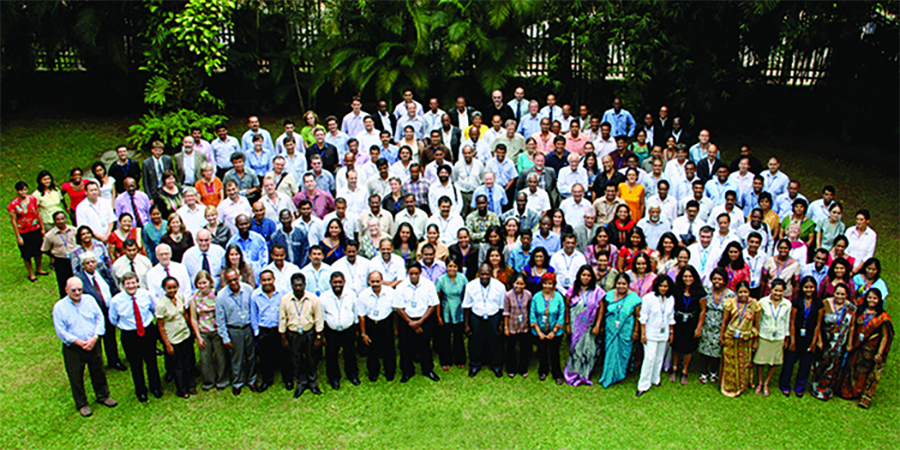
[1,115,897,449]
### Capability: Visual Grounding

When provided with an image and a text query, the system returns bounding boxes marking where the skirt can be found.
[753,338,784,365]
[18,229,42,259]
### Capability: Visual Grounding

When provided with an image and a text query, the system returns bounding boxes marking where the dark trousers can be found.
[468,313,503,371]
[53,257,73,299]
[97,304,122,366]
[535,335,563,379]
[780,348,814,393]
[505,333,532,375]
[171,340,197,395]
[287,330,319,389]
[227,325,256,388]
[365,317,396,380]
[399,316,435,377]
[62,344,110,409]
[436,322,466,367]
[120,329,161,395]
[325,326,359,382]
[257,327,291,385]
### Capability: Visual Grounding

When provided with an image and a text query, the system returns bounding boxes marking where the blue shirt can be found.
[508,246,534,273]
[270,226,310,268]
[741,190,762,217]
[689,143,719,164]
[227,231,270,277]
[517,114,542,138]
[251,217,278,243]
[762,170,789,198]
[325,131,351,162]
[799,262,829,286]
[251,287,284,334]
[182,244,226,288]
[308,170,336,195]
[485,158,518,188]
[300,264,333,297]
[53,295,105,345]
[215,283,255,343]
[471,185,508,214]
[109,289,156,332]
[530,290,566,337]
[241,128,274,153]
[211,136,241,169]
[774,193,808,218]
[601,108,636,137]
[380,144,400,165]
[245,147,274,176]
[704,178,739,207]
[532,231,561,255]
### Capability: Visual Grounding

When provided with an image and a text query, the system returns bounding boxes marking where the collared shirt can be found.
[800,262,829,286]
[260,192,296,223]
[636,217,672,249]
[563,132,590,156]
[325,131,351,163]
[422,109,445,134]
[462,137,494,164]
[689,143,715,164]
[807,198,833,224]
[111,254,152,290]
[358,209,394,237]
[427,213,465,246]
[84,271,112,307]
[245,148,274,178]
[518,114,542,138]
[251,287,285,334]
[341,111,370,137]
[639,292,675,341]
[306,169,335,195]
[223,168,260,198]
[471,185,507,214]
[371,254,407,283]
[393,278,439,319]
[687,243,715,286]
[741,190,763,217]
[356,286,395,321]
[146,260,192,299]
[300,263,333,297]
[485,158,518,188]
[758,296,792,341]
[738,222,772,255]
[593,197,627,225]
[533,231,561,255]
[709,231,741,264]
[215,283,255,342]
[53,295,104,345]
[539,105,564,123]
[278,291,324,334]
[251,218,278,242]
[707,205,746,230]
[845,226,877,265]
[453,159,485,193]
[218,196,253,236]
[560,197,591,228]
[423,159,450,186]
[462,278,506,317]
[395,115,428,142]
[678,195,714,222]
[114,191,152,226]
[270,225,310,268]
[652,194,678,224]
[501,207,540,233]
[212,135,241,170]
[155,293,191,344]
[492,134,527,163]
[762,170,790,198]
[508,246,534,273]
[281,152,307,185]
[704,178,740,206]
[366,175,391,201]
[241,128,274,153]
[743,250,766,288]
[601,108,636,137]
[176,204,207,237]
[337,185,369,218]
[293,216,324,247]
[671,216,703,243]
[427,182,463,217]
[226,231,269,275]
[41,225,78,259]
[323,211,360,239]
[549,249,587,293]
[263,261,301,294]
[774,193,808,218]
[523,188,551,215]
[558,166,589,198]
[276,131,306,157]
[294,189,335,220]
[109,288,156,331]
[182,244,226,288]
[465,210,501,243]
[75,199,115,238]
[393,208,429,238]
[401,178,429,209]
[332,256,371,296]
[355,129,381,157]
[420,260,447,284]
[320,290,358,331]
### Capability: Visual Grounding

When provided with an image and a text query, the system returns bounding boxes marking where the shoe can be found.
[78,406,93,417]
[795,390,804,398]
[180,393,190,399]
[755,385,762,395]
[400,374,413,383]
[28,277,37,283]
[349,378,361,386]
[216,386,226,392]
[539,374,547,381]
[137,393,148,403]
[285,382,294,391]
[36,271,50,276]
[329,379,340,390]
[669,372,676,383]
[202,386,212,392]
[368,376,378,383]
[636,390,646,397]
[508,373,516,379]
[310,386,323,395]
[521,373,528,379]
[256,382,269,393]
[99,398,118,408]
[293,387,305,399]
[680,375,688,385]
[426,372,440,382]
[385,375,395,382]
[555,378,564,386]
[468,368,479,378]
[456,365,465,369]
[247,384,258,393]
[710,373,719,383]
[442,366,450,371]
[112,362,128,372]
[764,386,771,397]
[151,390,163,399]
[781,389,791,397]
[699,374,708,384]
[493,368,503,378]
[232,387,242,396]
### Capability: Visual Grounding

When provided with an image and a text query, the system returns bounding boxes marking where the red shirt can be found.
[8,195,41,234]
[61,182,87,210]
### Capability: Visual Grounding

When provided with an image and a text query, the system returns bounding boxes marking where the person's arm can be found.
[216,297,231,346]
[157,317,174,355]
[719,307,731,346]
[9,210,22,246]
[436,290,445,327]
[788,306,797,351]
[463,308,472,336]
[359,314,371,345]
[815,229,822,249]
[564,292,572,335]
[593,299,605,336]
[189,298,206,349]
[813,307,824,351]
[695,297,707,338]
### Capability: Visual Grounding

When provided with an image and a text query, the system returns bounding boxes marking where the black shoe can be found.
[137,393,148,403]
[285,382,294,391]
[468,368,479,378]
[256,382,270,393]
[426,372,440,382]
[368,376,378,383]
[385,375,395,382]
[293,387,305,399]
[329,379,340,390]
[247,384,258,393]
[310,386,323,395]
[493,368,503,378]
[232,387,242,396]
[151,389,163,399]
[216,386,226,392]
[349,377,361,386]
[112,362,128,372]
[400,374,413,383]
[636,390,646,397]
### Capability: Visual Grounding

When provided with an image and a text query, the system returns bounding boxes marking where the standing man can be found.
[108,272,161,402]
[485,90,515,124]
[393,89,424,119]
[341,96,370,138]
[357,271,397,382]
[507,86,529,122]
[53,277,118,417]
[251,270,289,393]
[108,145,142,194]
[271,210,310,268]
[423,98,446,134]
[372,101,397,135]
[601,98,636,137]
[517,100,542,138]
[42,211,79,297]
[539,94,564,124]
[111,239,152,289]
[212,123,241,180]
[174,135,205,187]
[549,234,587,295]
[393,262,441,383]
[448,96,474,130]
[307,128,339,174]
[276,119,304,156]
[463,263,506,378]
[182,229,225,288]
[216,267,257,396]
[141,140,174,200]
[279,273,325,398]
[226,214,270,277]
[76,181,115,242]
[114,178,151,228]
[76,254,126,371]
[240,115,274,153]
[320,272,361,389]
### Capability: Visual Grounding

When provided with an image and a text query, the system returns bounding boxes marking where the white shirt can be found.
[637,216,672,249]
[276,131,306,156]
[393,278,439,319]
[557,166,589,198]
[453,158,485,193]
[293,216,324,247]
[182,244,226,288]
[738,222,772,256]
[652,194,678,224]
[356,286,395,321]
[320,290,358,331]
[728,171,754,198]
[461,138,493,165]
[456,110,469,130]
[355,129,381,155]
[707,205,746,230]
[523,188,551,214]
[176,204,207,237]
[332,256,371,296]
[709,230,740,264]
[146,262,191,301]
[323,211,359,240]
[426,213,465,246]
[111,254,152,290]
[260,192,296,223]
[75,199,115,238]
[461,279,506,318]
[218,196,253,236]
[389,161,413,184]
[549,249,587,294]
[671,216,703,243]
[845,226,877,266]
[559,197,591,228]
[300,263,333,297]
[687,243,715,287]
[371,254,407,284]
[664,159,688,184]
[539,105,564,122]
[422,109,445,133]
[336,164,376,192]
[182,150,197,185]
[639,292,675,341]
[678,195,714,222]
[593,136,616,158]
[85,271,112,306]
[263,261,302,294]
[483,127,504,145]
[428,181,463,217]
[393,208,429,238]
[336,185,369,218]
[743,249,766,288]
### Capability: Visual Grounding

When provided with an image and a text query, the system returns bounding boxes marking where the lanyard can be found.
[802,299,813,325]
[514,291,524,311]
[862,312,875,330]
[635,274,650,294]
[773,259,791,279]
[481,285,492,309]
[768,301,785,324]
[835,303,848,328]
[683,294,692,309]
[292,296,307,321]
[736,300,750,324]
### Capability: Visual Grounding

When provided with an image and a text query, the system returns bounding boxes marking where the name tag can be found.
[734,330,741,339]
[799,328,806,338]
[858,333,865,342]
[517,314,524,323]
[482,314,488,320]
[411,302,417,309]
[660,327,666,334]
[615,320,620,329]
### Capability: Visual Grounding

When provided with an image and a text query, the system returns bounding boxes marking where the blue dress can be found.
[599,290,642,388]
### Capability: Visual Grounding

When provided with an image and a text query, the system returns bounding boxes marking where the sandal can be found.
[441,366,450,371]
[755,385,762,395]
[699,374,708,385]
[764,386,771,397]
[669,372,676,383]
[36,271,50,276]
[28,277,37,283]
[680,374,688,385]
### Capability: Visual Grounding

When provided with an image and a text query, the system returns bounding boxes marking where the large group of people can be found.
[13,88,891,417]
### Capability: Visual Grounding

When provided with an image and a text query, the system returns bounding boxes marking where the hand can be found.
[874,354,884,363]
[782,340,789,350]
[667,334,674,344]
[504,328,510,337]
[816,340,823,350]
[362,335,372,346]
[16,236,23,246]
[719,338,725,347]
[314,336,324,348]
[224,342,233,349]
[465,325,472,336]
[641,335,647,345]
[197,336,207,350]
[565,324,571,335]
[281,337,289,348]
[165,344,174,355]
[632,333,639,342]
[693,328,702,339]
[415,327,424,335]
[84,336,98,351]
[437,317,445,326]
[788,340,795,352]
[320,336,327,346]
[752,341,758,350]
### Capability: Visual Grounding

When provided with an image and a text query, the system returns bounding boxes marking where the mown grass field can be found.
[0,115,896,449]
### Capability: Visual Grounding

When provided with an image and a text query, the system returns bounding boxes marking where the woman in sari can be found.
[637,275,675,396]
[563,265,606,386]
[671,265,707,385]
[593,250,618,293]
[618,227,657,273]
[599,272,642,388]
[487,247,514,290]
[810,283,856,401]
[719,281,761,397]
[107,212,143,261]
[838,288,893,409]
[758,192,781,240]
[852,257,889,303]
[819,257,855,303]
[699,268,734,385]
[530,272,566,384]
[626,252,657,298]
[321,218,348,265]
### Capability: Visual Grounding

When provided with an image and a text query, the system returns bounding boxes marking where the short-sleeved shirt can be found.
[8,195,41,234]
[435,273,467,324]
[191,290,218,334]
[504,290,533,334]
[155,293,190,345]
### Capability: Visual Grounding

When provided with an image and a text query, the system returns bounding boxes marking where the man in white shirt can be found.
[427,197,465,246]
[592,122,616,158]
[687,226,716,287]
[325,117,351,164]
[262,244,301,294]
[338,170,370,219]
[320,272,361,389]
[175,187,207,236]
[372,239,406,288]
[356,271,397,381]
[293,200,324,247]
[560,184,591,228]
[299,245,333,297]
[664,145,690,185]
[355,116,381,156]
[392,262,440,383]
[539,94,564,123]
[672,200,704,247]
[483,114,505,148]
[507,86,529,122]
[394,102,427,142]
[275,119,304,156]
[145,244,191,300]
[462,263,506,378]
[422,98,445,134]
[743,232,767,297]
[549,234,587,295]
[453,145,485,213]
[845,209,877,273]
[707,190,745,230]
[708,213,740,264]
[323,198,359,241]
[679,180,714,223]
[278,137,306,187]
[182,229,226,287]
[807,185,837,224]
[240,115,274,153]
[671,160,698,203]
[637,201,672,249]
[259,175,296,223]
[651,180,678,224]
[76,181,115,242]
[427,165,463,217]
[738,209,773,256]
[331,241,370,296]
[461,125,493,164]
[392,89,424,119]
[558,153,589,199]
[774,180,808,219]
[341,96,370,138]
[111,239,153,289]
[728,156,755,199]
[212,123,240,178]
[393,194,428,238]
[336,149,376,193]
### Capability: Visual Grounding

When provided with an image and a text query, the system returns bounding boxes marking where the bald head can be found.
[66,277,84,302]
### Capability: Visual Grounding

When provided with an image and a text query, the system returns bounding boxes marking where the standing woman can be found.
[717,242,750,291]
[598,272,642,388]
[204,205,232,248]
[548,209,571,238]
[698,268,734,385]
[502,217,521,255]
[359,218,387,259]
[321,218,348,265]
[156,277,198,399]
[827,236,855,268]
[33,170,66,231]
[60,167,87,224]
[760,239,800,300]
[478,227,504,264]
[582,151,600,187]
[637,275,675,396]
[780,276,824,397]
[564,265,606,386]
[626,252,657,297]
[818,258,855,303]
[754,279,792,397]
[160,213,194,263]
[418,224,449,262]
[504,273,532,378]
[618,168,645,222]
[299,110,325,147]
[522,247,554,294]
[719,281,760,397]
[71,226,112,275]
[666,247,691,281]
[107,213,143,261]
[8,181,47,282]
[810,283,856,400]
[618,227,656,273]
[154,170,183,219]
[517,137,538,172]
[671,266,707,385]
[606,204,635,249]
[91,161,116,206]
[448,228,478,281]
[190,270,230,391]
[435,255,468,370]
[530,273,566,384]
[224,244,256,287]
[655,232,680,275]
[195,162,224,207]
[852,258,888,303]
[838,288,893,409]
[815,201,845,251]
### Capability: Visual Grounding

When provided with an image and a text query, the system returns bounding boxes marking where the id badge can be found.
[565,277,571,286]
[517,314,524,323]
[858,333,865,342]
[660,327,666,334]
[733,330,741,339]
[411,301,417,309]
[615,320,621,329]
[482,314,488,320]
[800,328,806,338]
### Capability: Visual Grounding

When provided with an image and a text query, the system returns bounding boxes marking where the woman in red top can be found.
[8,181,47,282]
[605,204,635,249]
[107,212,144,261]
[60,167,87,225]
[717,241,751,291]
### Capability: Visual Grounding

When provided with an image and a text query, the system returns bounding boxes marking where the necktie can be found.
[165,267,171,277]
[91,276,105,307]
[516,101,522,120]
[548,108,553,123]
[156,159,163,187]
[129,193,143,227]
[701,248,708,272]
[202,252,211,274]
[132,295,145,337]
[129,260,136,275]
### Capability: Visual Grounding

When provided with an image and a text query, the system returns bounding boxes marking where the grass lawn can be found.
[0,115,897,449]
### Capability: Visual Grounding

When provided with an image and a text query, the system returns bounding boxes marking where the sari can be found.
[599,290,642,388]
[321,239,345,265]
[563,286,606,386]
[810,300,856,400]
[720,298,761,397]
[838,311,894,409]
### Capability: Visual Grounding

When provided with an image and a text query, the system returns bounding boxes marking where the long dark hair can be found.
[528,247,551,269]
[36,170,58,194]
[652,274,674,296]
[797,275,819,301]
[226,244,250,274]
[861,257,882,281]
[572,264,597,295]
[76,225,95,246]
[716,241,746,270]
[487,246,508,271]
[827,257,852,284]
[675,265,706,300]
[656,232,680,258]
[391,222,417,250]
[861,288,885,315]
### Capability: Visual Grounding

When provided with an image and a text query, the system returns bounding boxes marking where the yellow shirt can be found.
[278,292,324,334]
[618,182,645,222]
[155,293,190,345]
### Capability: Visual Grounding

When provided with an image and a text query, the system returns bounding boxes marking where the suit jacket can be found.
[696,157,726,183]
[448,107,475,129]
[77,267,120,309]
[173,151,206,186]
[142,155,175,200]
[373,112,397,135]
[437,126,463,161]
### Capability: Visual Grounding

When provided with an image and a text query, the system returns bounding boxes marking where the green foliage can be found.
[127,109,228,149]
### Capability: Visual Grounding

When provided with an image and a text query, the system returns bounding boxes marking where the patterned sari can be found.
[810,301,856,400]
[599,290,642,388]
[838,311,894,409]
[720,298,760,397]
[564,286,606,386]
